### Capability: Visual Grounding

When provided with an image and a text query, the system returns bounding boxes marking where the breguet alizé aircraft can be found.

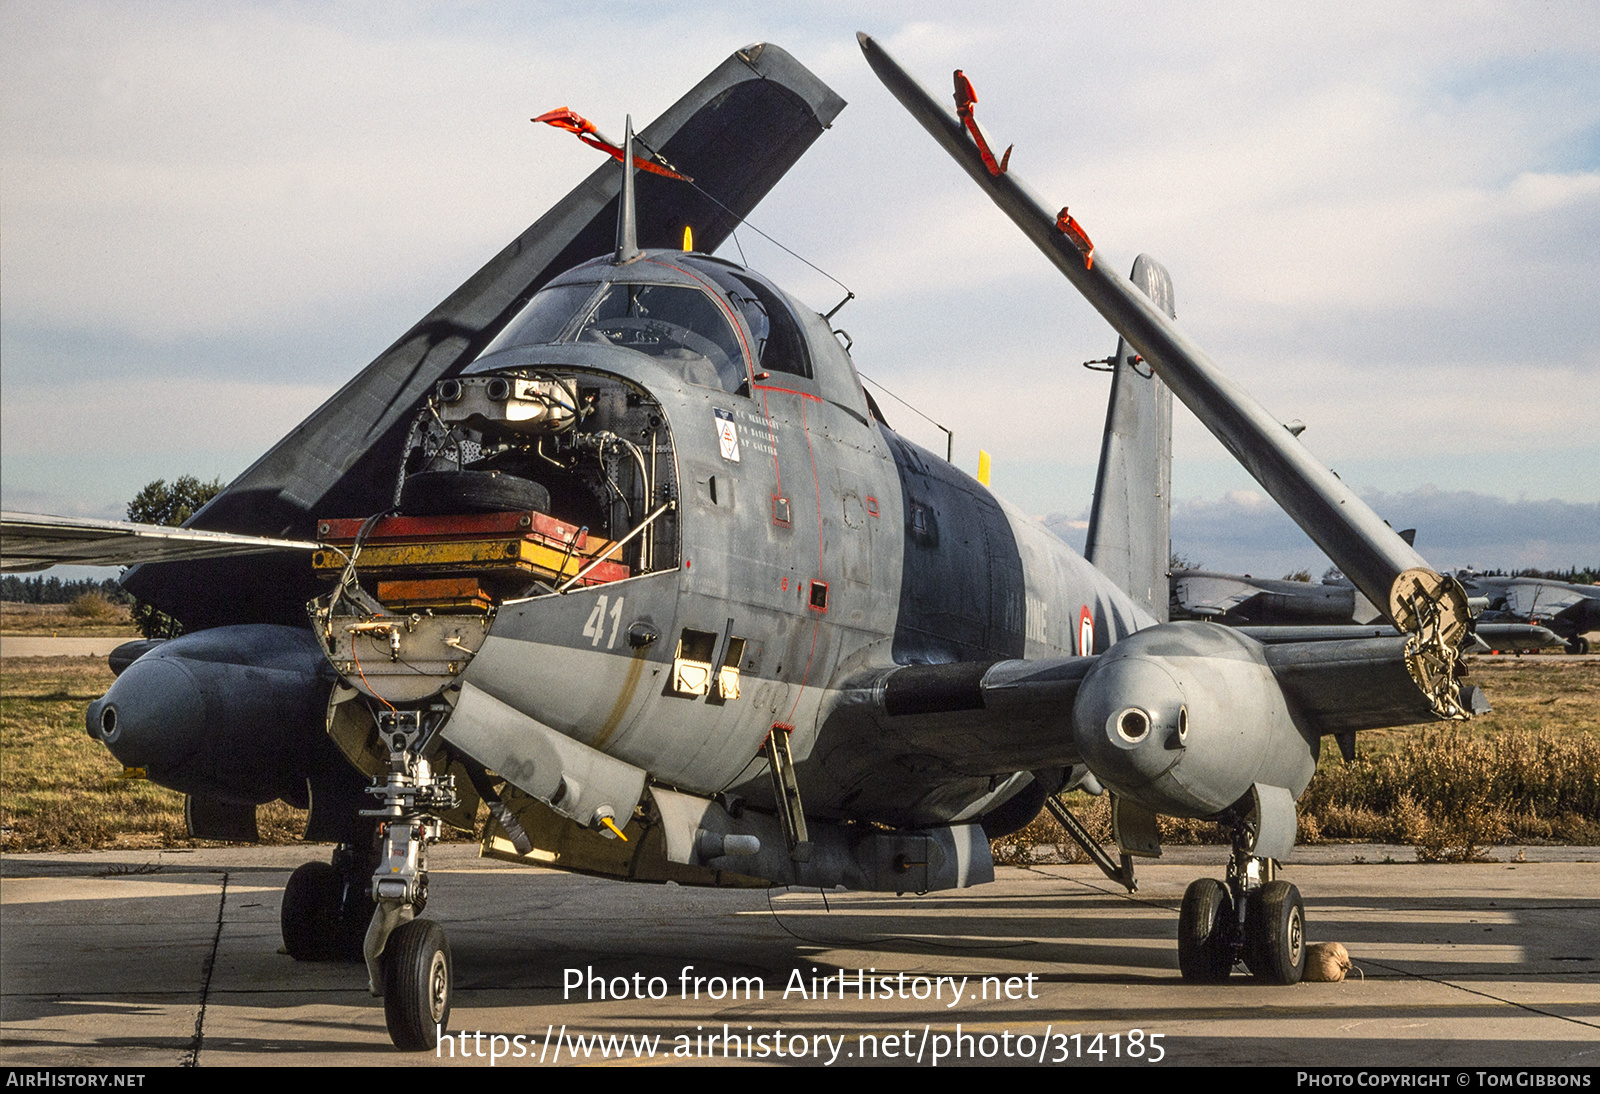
[1,37,1487,1051]
[1169,563,1569,654]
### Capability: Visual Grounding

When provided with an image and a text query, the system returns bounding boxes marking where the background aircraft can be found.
[1457,572,1600,655]
[1171,567,1387,626]
[0,34,1502,1053]
[1166,565,1579,654]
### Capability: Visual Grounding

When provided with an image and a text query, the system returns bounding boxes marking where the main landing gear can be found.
[1178,831,1305,985]
[279,709,459,1051]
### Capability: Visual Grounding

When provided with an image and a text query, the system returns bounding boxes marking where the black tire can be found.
[1178,877,1235,983]
[1568,636,1590,656]
[282,862,341,961]
[383,918,452,1051]
[281,861,370,962]
[1242,880,1306,984]
[399,469,549,516]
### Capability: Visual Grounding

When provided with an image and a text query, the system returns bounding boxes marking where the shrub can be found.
[67,593,122,622]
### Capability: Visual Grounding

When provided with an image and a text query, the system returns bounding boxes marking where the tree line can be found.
[0,575,129,604]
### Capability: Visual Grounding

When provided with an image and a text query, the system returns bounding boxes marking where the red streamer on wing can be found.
[1055,207,1096,271]
[532,107,689,181]
[952,70,1012,176]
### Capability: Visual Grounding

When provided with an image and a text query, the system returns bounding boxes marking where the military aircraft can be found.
[1,37,1488,1052]
[1455,571,1599,655]
[1167,565,1567,653]
[1171,567,1389,627]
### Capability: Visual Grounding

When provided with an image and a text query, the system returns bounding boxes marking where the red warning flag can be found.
[952,70,1011,176]
[532,108,690,181]
[1056,207,1095,270]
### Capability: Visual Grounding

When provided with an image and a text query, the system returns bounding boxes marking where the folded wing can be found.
[1,512,315,573]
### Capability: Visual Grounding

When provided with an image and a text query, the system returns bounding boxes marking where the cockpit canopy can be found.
[478,252,822,398]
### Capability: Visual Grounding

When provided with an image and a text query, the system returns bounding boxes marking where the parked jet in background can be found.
[1458,571,1600,654]
[1167,566,1577,654]
[1171,567,1386,626]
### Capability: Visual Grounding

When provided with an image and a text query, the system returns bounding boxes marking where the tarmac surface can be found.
[1,843,1595,1068]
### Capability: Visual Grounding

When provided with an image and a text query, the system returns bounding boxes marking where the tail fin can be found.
[1084,254,1174,621]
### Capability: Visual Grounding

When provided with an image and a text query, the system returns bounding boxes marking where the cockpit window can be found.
[482,283,600,355]
[575,283,748,394]
[728,275,811,379]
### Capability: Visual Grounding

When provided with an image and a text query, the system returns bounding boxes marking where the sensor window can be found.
[1114,707,1151,743]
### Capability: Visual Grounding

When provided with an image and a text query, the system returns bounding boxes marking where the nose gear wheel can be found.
[382,918,452,1050]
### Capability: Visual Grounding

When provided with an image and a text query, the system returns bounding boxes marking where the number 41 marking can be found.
[583,595,625,649]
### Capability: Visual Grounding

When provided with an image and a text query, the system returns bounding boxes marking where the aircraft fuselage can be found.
[444,250,1148,831]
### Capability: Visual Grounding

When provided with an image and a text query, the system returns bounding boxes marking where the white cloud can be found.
[0,377,330,457]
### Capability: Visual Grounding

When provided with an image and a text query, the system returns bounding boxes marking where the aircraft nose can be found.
[87,655,207,774]
[1071,654,1187,790]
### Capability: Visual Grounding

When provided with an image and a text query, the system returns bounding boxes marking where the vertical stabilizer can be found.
[1085,255,1174,621]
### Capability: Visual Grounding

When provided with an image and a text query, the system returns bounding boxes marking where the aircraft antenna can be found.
[614,116,641,264]
[689,181,852,300]
[633,133,852,304]
[856,370,955,462]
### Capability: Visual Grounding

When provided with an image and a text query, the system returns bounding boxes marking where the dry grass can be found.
[995,655,1600,864]
[2,600,140,638]
[67,593,124,622]
[0,656,308,851]
[1299,656,1600,858]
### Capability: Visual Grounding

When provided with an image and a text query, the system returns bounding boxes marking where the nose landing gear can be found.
[358,709,460,1050]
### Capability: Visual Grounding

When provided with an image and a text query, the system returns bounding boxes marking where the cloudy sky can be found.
[4,1,1597,577]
